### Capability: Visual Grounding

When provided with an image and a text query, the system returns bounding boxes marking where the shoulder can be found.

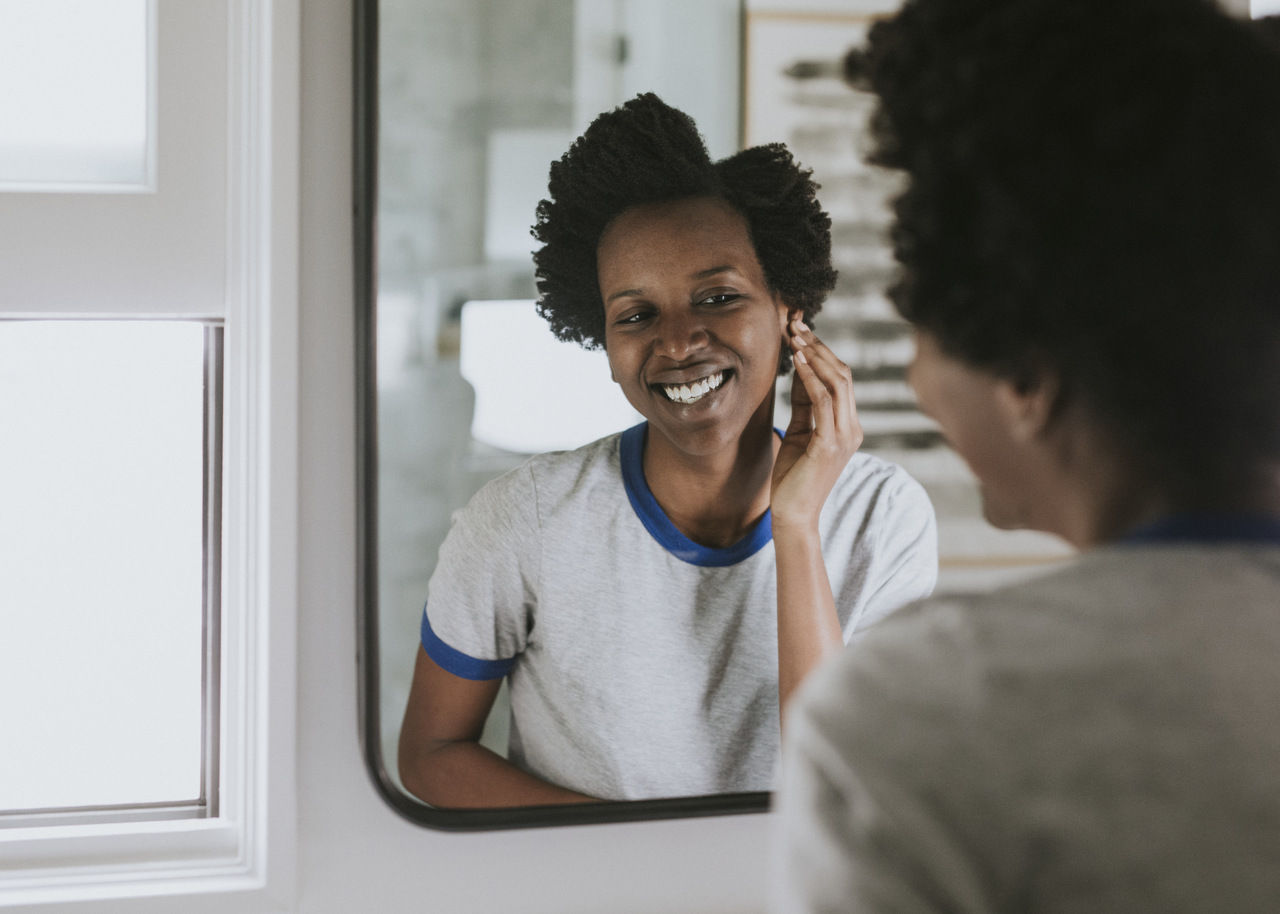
[431,432,629,596]
[822,452,935,526]
[834,452,933,512]
[465,431,624,521]
[799,553,1122,735]
[787,585,1033,818]
[820,452,936,555]
[803,593,984,727]
[520,430,623,494]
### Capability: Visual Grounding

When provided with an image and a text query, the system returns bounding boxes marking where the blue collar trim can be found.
[1120,514,1280,545]
[619,422,773,567]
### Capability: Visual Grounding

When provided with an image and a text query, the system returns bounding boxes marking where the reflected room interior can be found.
[366,0,1073,822]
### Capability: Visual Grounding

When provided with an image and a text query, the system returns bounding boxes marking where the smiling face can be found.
[597,196,791,460]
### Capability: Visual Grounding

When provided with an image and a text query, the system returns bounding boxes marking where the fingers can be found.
[784,364,814,439]
[788,318,861,449]
[785,331,814,438]
[792,347,836,443]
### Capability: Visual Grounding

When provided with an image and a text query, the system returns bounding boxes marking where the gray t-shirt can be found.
[773,533,1280,913]
[423,422,938,801]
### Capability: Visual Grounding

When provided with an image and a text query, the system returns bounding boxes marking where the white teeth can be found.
[661,371,724,404]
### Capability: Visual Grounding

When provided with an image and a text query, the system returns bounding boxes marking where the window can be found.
[0,3,296,908]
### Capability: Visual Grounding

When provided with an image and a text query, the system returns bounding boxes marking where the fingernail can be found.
[795,350,807,365]
[793,333,807,347]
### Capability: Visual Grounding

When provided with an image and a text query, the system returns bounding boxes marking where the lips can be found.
[654,370,726,405]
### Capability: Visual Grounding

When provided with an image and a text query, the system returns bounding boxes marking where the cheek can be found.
[927,389,1004,472]
[741,313,786,364]
[604,348,624,385]
[602,330,627,382]
[603,340,647,393]
[948,411,1028,497]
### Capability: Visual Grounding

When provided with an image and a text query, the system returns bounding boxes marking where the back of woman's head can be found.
[857,0,1280,503]
[533,93,836,371]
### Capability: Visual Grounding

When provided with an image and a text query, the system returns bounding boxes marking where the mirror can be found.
[356,0,1073,829]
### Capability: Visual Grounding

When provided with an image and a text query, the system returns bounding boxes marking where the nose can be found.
[655,308,708,362]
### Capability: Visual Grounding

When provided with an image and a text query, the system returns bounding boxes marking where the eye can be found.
[614,309,652,326]
[699,292,741,307]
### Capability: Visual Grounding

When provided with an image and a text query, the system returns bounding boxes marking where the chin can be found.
[978,490,1027,532]
[650,417,742,458]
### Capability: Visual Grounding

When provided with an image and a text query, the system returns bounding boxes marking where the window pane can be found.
[0,0,151,190]
[0,321,206,811]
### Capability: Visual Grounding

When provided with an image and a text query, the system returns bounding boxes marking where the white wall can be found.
[294,3,773,912]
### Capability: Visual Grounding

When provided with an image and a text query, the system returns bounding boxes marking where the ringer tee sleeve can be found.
[422,463,542,680]
[850,470,938,640]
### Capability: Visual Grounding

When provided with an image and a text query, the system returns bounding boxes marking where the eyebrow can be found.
[605,288,645,304]
[604,266,741,305]
[692,265,738,280]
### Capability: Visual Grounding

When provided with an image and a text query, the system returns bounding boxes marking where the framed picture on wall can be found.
[743,10,880,148]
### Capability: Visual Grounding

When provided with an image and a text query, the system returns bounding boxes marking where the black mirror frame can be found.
[352,0,771,830]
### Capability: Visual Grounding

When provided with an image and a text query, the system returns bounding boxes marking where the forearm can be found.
[774,522,844,725]
[400,739,598,808]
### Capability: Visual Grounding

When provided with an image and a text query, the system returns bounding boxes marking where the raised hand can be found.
[771,315,864,532]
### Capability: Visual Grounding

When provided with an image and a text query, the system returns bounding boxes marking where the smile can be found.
[659,371,725,405]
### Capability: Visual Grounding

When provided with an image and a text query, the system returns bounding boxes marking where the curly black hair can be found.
[532,93,837,374]
[854,0,1280,505]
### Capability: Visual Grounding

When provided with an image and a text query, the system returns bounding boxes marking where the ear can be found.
[993,365,1062,443]
[778,300,799,334]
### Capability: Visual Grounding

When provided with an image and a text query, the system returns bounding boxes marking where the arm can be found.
[398,645,597,807]
[398,466,597,807]
[772,315,864,723]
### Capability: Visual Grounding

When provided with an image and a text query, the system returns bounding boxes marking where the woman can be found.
[398,94,937,807]
[773,2,1280,910]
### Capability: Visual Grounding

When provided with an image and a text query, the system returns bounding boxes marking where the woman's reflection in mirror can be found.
[398,94,938,808]
[773,1,1280,910]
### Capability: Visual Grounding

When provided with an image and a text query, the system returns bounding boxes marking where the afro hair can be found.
[531,93,837,374]
[856,0,1280,503]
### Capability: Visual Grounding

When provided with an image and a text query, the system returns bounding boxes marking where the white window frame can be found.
[0,1,299,909]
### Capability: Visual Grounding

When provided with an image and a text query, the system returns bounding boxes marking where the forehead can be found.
[596,196,761,281]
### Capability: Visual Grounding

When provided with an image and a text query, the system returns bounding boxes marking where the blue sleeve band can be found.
[420,606,516,681]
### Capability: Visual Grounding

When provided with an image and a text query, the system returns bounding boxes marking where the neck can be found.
[1038,419,1280,548]
[1058,473,1169,549]
[1024,409,1169,549]
[642,413,780,549]
[1150,468,1280,529]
